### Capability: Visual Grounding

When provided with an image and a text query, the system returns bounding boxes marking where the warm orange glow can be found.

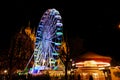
[75,60,110,67]
[4,70,8,74]
[118,24,120,28]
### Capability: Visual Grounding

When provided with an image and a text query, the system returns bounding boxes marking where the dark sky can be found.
[0,1,120,61]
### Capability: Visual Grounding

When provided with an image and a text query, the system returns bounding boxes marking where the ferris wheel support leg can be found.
[24,53,34,71]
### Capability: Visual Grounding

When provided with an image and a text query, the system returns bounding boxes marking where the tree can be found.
[60,37,70,80]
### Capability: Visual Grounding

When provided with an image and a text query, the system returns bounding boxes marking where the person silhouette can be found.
[89,75,93,80]
[77,74,81,80]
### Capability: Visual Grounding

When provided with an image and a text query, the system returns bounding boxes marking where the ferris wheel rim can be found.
[32,8,63,73]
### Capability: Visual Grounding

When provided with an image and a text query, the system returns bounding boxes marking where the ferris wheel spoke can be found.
[49,29,63,40]
[49,30,57,39]
[50,43,58,55]
[45,18,57,34]
[43,10,57,28]
[49,25,59,37]
[49,20,63,35]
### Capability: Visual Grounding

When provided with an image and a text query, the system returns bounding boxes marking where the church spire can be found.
[28,20,30,27]
[32,27,36,34]
[25,20,31,36]
[19,26,24,34]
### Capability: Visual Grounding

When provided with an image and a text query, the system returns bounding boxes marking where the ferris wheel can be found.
[30,8,63,73]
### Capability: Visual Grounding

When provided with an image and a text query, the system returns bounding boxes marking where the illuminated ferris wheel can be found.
[31,8,63,73]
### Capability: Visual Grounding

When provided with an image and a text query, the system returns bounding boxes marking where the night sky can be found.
[0,1,120,62]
